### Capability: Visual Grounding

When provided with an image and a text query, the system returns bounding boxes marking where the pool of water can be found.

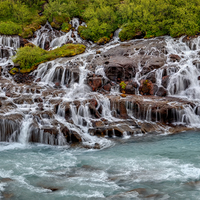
[1,131,200,199]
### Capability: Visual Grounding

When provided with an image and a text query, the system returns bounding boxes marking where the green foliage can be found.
[0,0,47,37]
[119,23,141,41]
[61,22,71,32]
[120,81,126,90]
[97,36,110,45]
[11,44,86,74]
[0,22,22,35]
[79,1,118,42]
[1,0,200,41]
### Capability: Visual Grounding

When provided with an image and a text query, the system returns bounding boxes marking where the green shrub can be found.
[61,22,71,32]
[1,0,200,41]
[11,44,86,74]
[120,81,126,90]
[0,21,22,35]
[119,23,141,41]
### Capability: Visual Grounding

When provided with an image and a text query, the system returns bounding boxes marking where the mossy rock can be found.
[97,37,110,45]
[9,68,19,75]
[61,22,71,33]
[51,22,61,30]
[11,44,86,74]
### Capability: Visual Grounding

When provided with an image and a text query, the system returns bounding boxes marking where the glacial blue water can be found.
[1,131,200,199]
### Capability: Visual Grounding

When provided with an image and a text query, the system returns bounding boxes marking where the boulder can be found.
[169,54,181,62]
[141,57,165,76]
[139,79,154,95]
[162,75,170,88]
[103,83,111,91]
[146,71,156,83]
[104,56,136,82]
[13,73,34,84]
[88,76,102,91]
[20,37,29,47]
[0,48,10,58]
[156,86,167,97]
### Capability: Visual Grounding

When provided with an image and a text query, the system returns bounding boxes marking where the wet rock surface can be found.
[0,25,200,148]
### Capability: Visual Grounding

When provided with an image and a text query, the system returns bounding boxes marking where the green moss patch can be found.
[11,44,86,74]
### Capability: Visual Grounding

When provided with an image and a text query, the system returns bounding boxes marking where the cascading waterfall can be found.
[0,35,20,49]
[18,116,33,144]
[2,19,200,148]
[166,36,200,99]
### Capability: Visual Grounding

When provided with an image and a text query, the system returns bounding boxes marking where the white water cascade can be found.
[1,19,200,147]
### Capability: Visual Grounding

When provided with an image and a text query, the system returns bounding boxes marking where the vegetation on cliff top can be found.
[10,43,86,74]
[1,0,200,41]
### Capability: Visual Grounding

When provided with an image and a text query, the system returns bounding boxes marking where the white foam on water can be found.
[103,156,200,183]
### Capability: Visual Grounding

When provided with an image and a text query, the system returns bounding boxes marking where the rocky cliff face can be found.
[0,19,200,148]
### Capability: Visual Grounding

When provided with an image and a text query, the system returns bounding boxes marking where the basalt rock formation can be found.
[0,19,200,148]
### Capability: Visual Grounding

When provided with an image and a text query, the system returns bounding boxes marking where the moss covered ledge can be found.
[10,43,86,75]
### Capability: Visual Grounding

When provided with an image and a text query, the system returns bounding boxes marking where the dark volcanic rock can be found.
[104,56,136,82]
[156,86,167,97]
[162,75,170,88]
[88,75,102,91]
[103,83,111,91]
[169,54,181,62]
[20,37,29,47]
[13,73,34,84]
[146,71,156,83]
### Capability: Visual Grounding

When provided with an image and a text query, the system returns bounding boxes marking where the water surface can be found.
[1,131,200,199]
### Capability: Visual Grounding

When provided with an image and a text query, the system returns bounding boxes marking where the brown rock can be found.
[151,84,158,95]
[5,92,12,97]
[103,83,111,91]
[88,103,101,118]
[139,79,154,95]
[54,82,60,88]
[170,54,181,62]
[37,103,44,111]
[94,143,101,149]
[3,193,14,199]
[88,76,102,91]
[139,122,160,133]
[13,97,34,104]
[0,178,13,183]
[35,78,41,82]
[162,75,170,88]
[96,50,101,54]
[70,131,82,143]
[34,97,43,103]
[119,101,128,118]
[89,99,98,107]
[156,87,167,97]
[104,56,136,82]
[124,81,138,94]
[146,72,156,83]
[20,37,29,47]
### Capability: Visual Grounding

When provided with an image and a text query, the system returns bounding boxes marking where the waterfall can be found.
[2,19,200,147]
[0,35,20,49]
[18,116,32,144]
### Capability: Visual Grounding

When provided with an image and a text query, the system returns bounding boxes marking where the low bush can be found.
[11,44,86,74]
